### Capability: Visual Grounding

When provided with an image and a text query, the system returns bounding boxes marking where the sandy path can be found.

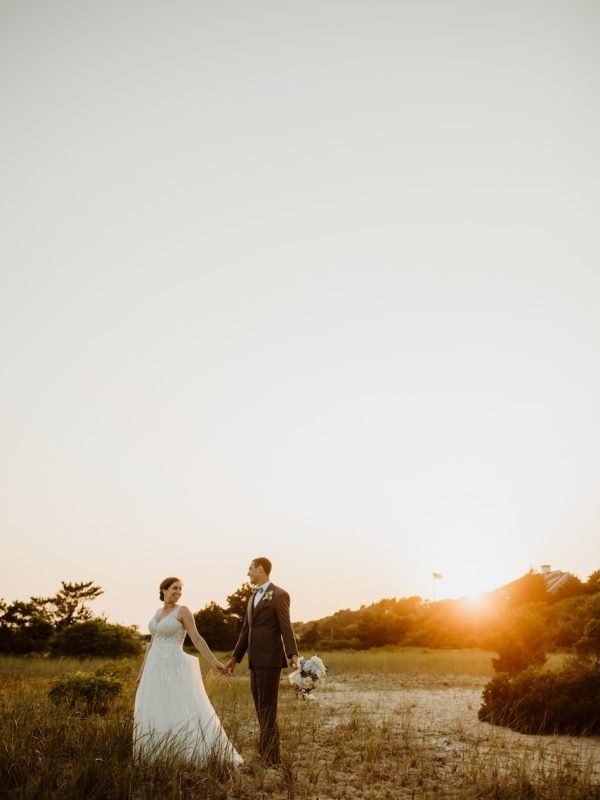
[317,674,600,784]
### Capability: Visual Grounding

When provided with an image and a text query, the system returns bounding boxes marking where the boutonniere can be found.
[263,589,274,602]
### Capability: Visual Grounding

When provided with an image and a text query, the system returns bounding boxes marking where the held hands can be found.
[215,656,298,675]
[223,657,237,676]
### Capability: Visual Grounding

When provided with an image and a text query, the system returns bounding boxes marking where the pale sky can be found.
[1,1,599,631]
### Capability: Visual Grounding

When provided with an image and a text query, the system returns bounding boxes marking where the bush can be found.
[479,660,600,734]
[189,603,239,651]
[48,671,123,715]
[490,604,548,676]
[49,619,142,658]
[491,639,546,676]
[0,617,54,654]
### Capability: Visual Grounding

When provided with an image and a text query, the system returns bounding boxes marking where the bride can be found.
[134,576,243,765]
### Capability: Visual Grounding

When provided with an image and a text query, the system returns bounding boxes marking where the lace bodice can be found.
[148,607,186,648]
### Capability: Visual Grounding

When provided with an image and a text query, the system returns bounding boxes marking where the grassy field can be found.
[0,649,598,800]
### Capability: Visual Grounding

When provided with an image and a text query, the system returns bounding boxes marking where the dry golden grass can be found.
[0,649,598,799]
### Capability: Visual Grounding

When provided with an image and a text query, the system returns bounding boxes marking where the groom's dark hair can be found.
[252,557,272,576]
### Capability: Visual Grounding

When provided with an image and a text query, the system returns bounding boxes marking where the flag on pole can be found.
[432,572,443,580]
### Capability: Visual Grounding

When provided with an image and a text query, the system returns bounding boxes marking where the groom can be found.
[225,557,299,766]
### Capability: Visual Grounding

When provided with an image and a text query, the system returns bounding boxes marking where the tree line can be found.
[0,580,257,656]
[2,569,600,657]
[293,568,600,653]
[0,581,141,657]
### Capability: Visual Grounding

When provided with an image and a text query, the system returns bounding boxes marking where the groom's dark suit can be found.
[232,583,298,763]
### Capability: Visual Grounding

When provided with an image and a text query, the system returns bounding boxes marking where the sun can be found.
[460,592,493,613]
[431,565,509,603]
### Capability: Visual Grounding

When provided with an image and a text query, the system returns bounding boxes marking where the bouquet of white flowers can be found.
[289,655,327,699]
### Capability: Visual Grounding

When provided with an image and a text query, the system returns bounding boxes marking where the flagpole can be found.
[432,572,443,601]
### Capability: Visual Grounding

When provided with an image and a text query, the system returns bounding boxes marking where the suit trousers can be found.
[250,667,282,763]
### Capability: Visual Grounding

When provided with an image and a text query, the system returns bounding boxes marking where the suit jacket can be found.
[232,583,298,669]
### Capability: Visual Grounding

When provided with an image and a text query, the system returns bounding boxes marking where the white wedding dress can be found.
[133,607,243,765]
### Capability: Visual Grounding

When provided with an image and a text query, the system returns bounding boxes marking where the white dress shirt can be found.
[253,580,271,607]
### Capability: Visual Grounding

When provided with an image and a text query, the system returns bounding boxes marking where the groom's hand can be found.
[290,655,299,670]
[224,657,237,675]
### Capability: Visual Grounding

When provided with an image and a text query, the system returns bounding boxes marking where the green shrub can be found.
[479,660,600,734]
[0,615,54,654]
[48,619,142,657]
[48,671,123,715]
[491,639,546,675]
[490,604,548,676]
[189,602,240,650]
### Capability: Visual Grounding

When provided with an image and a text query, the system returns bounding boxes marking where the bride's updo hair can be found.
[159,577,181,601]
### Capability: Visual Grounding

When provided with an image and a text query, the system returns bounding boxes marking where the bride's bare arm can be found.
[178,606,226,670]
